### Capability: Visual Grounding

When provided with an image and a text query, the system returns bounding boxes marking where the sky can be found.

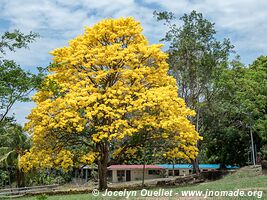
[1,0,266,125]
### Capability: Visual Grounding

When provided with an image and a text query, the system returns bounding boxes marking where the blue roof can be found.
[226,165,239,169]
[157,164,239,169]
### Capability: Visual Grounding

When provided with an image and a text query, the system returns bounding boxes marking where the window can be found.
[148,170,160,175]
[169,170,180,176]
[107,170,112,178]
[174,170,180,176]
[107,170,113,182]
[117,170,125,177]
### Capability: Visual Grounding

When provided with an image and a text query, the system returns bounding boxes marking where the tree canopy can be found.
[19,17,201,190]
[203,56,267,165]
[0,30,42,123]
[154,10,234,172]
[154,10,266,166]
[0,29,40,187]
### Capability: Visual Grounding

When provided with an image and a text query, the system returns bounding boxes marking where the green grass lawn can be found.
[8,166,267,200]
[169,165,267,199]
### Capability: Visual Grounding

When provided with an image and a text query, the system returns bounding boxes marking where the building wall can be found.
[132,169,161,181]
[167,169,192,176]
[110,169,162,183]
[110,168,217,182]
[166,168,216,177]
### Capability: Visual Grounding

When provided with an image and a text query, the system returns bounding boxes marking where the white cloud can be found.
[143,0,267,55]
[0,0,166,69]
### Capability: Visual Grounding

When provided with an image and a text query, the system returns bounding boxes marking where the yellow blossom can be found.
[20,17,201,175]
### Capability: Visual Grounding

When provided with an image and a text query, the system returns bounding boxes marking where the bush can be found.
[0,170,9,187]
[261,145,267,160]
[90,170,98,182]
[25,169,72,186]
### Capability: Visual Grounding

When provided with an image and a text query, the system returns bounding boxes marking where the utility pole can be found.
[250,126,256,166]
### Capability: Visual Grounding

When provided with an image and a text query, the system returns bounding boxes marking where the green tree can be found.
[0,30,43,187]
[203,56,267,165]
[0,118,31,187]
[0,30,38,55]
[154,10,234,171]
[0,30,42,122]
[245,56,267,143]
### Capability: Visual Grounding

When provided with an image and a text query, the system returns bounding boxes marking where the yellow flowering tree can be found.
[19,17,201,190]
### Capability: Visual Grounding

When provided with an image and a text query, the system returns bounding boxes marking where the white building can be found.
[107,165,164,183]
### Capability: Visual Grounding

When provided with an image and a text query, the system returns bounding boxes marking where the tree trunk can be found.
[142,146,146,187]
[98,144,109,190]
[142,163,145,187]
[15,168,21,187]
[21,171,25,187]
[172,162,175,177]
[192,108,200,175]
[192,158,200,175]
[8,170,12,188]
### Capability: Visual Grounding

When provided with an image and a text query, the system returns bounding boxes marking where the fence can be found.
[0,184,59,197]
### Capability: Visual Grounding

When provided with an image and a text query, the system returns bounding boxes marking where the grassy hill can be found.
[7,165,267,200]
[170,165,266,199]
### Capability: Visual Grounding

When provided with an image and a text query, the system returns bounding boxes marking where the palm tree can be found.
[0,118,31,187]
